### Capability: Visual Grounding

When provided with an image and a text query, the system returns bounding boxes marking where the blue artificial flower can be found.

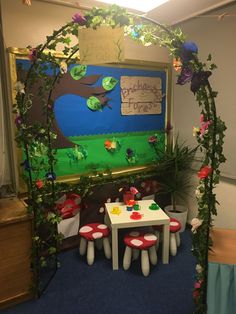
[20,159,31,171]
[180,41,198,62]
[130,25,142,39]
[45,171,57,181]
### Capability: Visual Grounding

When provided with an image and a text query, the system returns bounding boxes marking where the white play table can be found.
[105,199,170,270]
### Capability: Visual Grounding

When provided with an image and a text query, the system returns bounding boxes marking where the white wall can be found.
[174,4,236,229]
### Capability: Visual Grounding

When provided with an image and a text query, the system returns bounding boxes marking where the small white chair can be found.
[123,230,158,277]
[79,223,111,265]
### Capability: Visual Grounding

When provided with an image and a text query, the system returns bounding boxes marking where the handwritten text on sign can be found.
[78,26,124,65]
[120,76,162,115]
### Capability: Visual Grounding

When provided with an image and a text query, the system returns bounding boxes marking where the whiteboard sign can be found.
[120,76,162,115]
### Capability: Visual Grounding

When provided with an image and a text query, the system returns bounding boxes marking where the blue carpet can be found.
[2,228,195,314]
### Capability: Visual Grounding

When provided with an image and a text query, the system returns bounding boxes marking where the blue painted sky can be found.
[17,60,167,137]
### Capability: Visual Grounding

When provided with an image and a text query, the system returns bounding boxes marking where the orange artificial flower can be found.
[173,58,182,72]
[104,140,112,149]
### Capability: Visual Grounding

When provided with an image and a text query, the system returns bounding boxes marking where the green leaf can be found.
[70,65,87,80]
[102,77,118,91]
[87,96,102,111]
[207,54,212,61]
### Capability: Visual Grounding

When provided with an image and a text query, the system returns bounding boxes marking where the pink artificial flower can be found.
[148,135,158,144]
[199,114,211,138]
[200,114,204,123]
[197,165,213,179]
[130,187,139,195]
[29,48,37,62]
[165,121,173,134]
[194,281,202,289]
[193,290,200,299]
[72,12,87,25]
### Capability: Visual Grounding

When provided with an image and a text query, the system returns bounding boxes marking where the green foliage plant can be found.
[156,138,198,212]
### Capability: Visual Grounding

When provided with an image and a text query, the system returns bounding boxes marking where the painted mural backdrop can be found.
[16,59,167,177]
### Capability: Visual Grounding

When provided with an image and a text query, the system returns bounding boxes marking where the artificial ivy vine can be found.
[13,5,226,312]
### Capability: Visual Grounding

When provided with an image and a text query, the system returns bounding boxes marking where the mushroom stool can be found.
[79,223,111,265]
[123,231,158,277]
[153,218,181,256]
[169,218,181,256]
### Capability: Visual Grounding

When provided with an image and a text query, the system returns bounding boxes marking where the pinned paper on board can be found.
[120,76,162,115]
[78,26,124,64]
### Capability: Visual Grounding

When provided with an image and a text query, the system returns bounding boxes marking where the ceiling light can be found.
[96,0,170,13]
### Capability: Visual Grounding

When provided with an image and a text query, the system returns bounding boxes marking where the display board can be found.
[8,48,171,182]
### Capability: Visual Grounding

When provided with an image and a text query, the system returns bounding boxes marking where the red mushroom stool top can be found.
[170,218,181,233]
[153,218,181,233]
[124,231,157,250]
[79,223,110,241]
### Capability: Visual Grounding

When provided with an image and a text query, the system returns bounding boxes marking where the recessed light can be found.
[96,0,170,13]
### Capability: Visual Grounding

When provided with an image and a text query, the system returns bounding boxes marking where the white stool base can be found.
[79,236,111,265]
[123,245,157,276]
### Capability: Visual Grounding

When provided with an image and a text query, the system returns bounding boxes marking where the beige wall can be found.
[174,4,236,229]
[1,0,170,63]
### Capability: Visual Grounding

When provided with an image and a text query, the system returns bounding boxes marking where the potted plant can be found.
[155,137,198,232]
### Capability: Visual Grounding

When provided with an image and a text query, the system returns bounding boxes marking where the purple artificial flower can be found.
[15,115,23,128]
[190,71,212,94]
[72,12,87,25]
[180,41,198,62]
[177,66,193,85]
[126,148,134,158]
[45,172,57,181]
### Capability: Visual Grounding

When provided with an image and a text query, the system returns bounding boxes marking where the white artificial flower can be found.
[60,61,68,74]
[195,188,203,199]
[196,264,203,273]
[191,218,203,233]
[15,81,25,94]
